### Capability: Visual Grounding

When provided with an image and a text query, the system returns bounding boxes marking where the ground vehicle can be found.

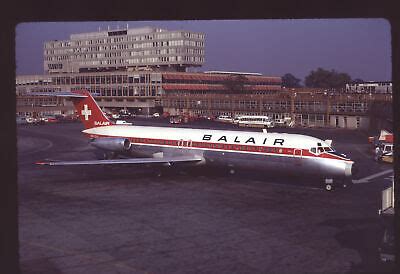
[16,116,28,124]
[115,120,133,125]
[40,115,58,123]
[153,113,160,118]
[374,142,393,162]
[236,115,275,128]
[119,109,131,117]
[56,114,79,123]
[169,116,182,124]
[274,117,292,127]
[26,117,39,124]
[216,115,233,123]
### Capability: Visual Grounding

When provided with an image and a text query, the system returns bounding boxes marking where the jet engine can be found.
[90,138,131,152]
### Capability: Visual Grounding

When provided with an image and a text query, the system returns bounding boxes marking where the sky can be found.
[15,19,392,83]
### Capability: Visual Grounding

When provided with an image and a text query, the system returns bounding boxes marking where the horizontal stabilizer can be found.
[36,155,203,166]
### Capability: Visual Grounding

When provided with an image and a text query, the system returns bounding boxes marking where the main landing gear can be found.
[95,150,117,160]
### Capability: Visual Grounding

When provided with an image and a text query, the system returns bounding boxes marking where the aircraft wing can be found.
[36,155,203,166]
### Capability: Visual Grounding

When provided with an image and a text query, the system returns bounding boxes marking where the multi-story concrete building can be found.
[15,72,392,129]
[16,75,66,117]
[44,27,205,74]
[24,26,205,115]
[16,71,281,116]
[16,26,392,130]
[161,87,392,129]
[346,81,392,94]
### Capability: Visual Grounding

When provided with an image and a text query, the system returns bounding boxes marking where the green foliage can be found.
[223,75,248,94]
[282,73,302,88]
[305,68,352,89]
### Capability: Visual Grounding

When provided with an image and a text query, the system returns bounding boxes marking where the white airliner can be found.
[36,91,357,191]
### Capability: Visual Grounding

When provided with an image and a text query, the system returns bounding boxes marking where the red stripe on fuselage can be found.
[84,132,352,162]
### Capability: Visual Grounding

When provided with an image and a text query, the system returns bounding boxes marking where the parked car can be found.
[16,116,28,125]
[39,116,58,123]
[47,117,58,123]
[115,120,132,125]
[26,117,39,124]
[216,115,233,123]
[60,114,80,122]
[169,116,182,124]
[120,113,131,118]
[153,112,160,118]
[375,142,393,163]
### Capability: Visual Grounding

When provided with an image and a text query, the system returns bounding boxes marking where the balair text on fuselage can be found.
[202,134,284,146]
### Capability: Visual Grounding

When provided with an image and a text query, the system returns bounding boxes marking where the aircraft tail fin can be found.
[69,90,112,129]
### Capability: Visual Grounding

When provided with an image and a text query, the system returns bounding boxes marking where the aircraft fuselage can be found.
[83,125,354,179]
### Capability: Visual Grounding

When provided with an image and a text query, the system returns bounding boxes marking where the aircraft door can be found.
[293,148,303,165]
[178,139,193,149]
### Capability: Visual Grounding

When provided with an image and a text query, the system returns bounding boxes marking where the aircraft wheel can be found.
[104,151,119,160]
[104,151,116,160]
[95,150,110,160]
[325,184,333,191]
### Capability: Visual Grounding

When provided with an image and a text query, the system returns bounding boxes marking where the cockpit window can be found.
[311,146,334,154]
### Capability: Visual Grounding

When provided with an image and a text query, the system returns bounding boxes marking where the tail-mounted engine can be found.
[90,138,131,152]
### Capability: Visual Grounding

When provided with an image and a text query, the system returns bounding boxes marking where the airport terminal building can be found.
[346,81,392,94]
[44,26,205,74]
[16,26,392,130]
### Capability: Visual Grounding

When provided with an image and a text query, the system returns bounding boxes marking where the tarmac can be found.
[17,119,394,273]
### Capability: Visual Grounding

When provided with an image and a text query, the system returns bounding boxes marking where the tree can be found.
[282,73,302,88]
[305,68,352,89]
[223,75,248,94]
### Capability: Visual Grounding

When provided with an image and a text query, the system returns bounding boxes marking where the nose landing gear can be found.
[324,178,334,191]
[325,183,333,191]
[324,178,352,191]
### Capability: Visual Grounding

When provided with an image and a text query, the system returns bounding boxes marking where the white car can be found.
[153,113,160,118]
[169,116,182,124]
[115,120,132,125]
[26,117,39,124]
[216,115,233,123]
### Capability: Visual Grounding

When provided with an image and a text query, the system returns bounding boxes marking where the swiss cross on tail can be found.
[70,90,111,129]
[81,104,92,120]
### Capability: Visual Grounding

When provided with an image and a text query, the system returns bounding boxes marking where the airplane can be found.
[36,90,357,191]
